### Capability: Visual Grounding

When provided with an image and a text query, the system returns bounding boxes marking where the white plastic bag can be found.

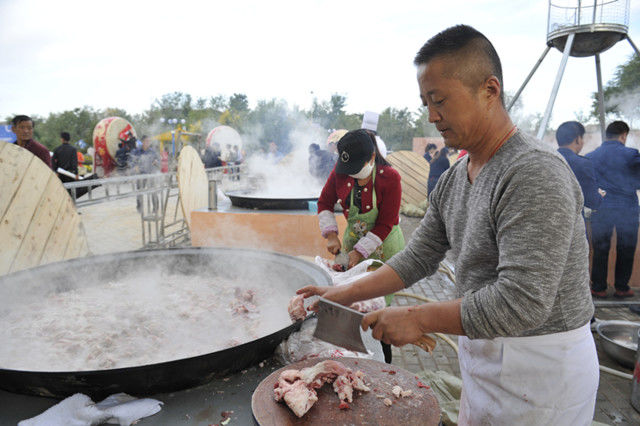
[276,257,386,364]
[275,317,384,364]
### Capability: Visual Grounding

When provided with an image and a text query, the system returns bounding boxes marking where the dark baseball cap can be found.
[335,129,375,175]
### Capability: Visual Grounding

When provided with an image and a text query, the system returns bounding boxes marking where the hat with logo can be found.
[336,129,375,175]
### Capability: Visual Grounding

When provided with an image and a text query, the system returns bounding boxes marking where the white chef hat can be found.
[361,111,379,133]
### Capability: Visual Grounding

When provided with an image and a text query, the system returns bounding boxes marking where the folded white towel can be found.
[19,392,163,426]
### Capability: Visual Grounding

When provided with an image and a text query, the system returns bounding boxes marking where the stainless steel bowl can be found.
[595,320,639,369]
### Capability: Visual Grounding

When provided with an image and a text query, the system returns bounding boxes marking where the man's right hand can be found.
[296,284,354,312]
[326,232,341,255]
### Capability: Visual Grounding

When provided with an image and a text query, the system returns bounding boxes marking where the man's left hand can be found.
[362,306,426,346]
[347,250,363,269]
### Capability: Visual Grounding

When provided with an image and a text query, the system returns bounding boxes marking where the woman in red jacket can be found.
[318,129,405,273]
[317,129,405,363]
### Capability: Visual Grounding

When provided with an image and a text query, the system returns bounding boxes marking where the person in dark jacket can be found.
[52,131,78,182]
[131,136,160,175]
[427,146,449,195]
[423,143,437,163]
[203,144,223,168]
[586,121,640,298]
[115,139,134,175]
[11,115,52,169]
[555,121,603,211]
[308,143,337,181]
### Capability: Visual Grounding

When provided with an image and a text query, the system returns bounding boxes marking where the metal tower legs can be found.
[627,36,640,57]
[537,33,575,140]
[508,46,551,111]
[595,54,606,141]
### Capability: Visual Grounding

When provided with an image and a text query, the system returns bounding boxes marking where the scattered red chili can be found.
[417,381,430,389]
[339,401,350,410]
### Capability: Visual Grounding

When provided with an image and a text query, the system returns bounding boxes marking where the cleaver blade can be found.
[313,297,368,353]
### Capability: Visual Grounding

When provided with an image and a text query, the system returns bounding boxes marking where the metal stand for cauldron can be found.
[63,163,246,250]
[508,0,639,140]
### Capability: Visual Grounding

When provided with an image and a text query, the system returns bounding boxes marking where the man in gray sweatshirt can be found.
[299,25,598,424]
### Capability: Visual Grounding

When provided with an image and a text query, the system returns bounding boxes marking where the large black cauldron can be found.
[0,247,329,398]
[225,190,318,210]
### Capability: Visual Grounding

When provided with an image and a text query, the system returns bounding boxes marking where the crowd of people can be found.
[554,119,638,299]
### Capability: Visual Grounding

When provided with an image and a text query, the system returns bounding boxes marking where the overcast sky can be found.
[1,0,639,128]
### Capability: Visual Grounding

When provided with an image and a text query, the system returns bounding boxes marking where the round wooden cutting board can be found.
[0,143,89,275]
[252,357,440,426]
[177,145,208,229]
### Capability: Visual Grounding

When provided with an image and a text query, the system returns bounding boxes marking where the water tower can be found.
[508,0,639,140]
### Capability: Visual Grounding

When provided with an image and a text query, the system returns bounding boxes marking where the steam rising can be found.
[239,116,328,198]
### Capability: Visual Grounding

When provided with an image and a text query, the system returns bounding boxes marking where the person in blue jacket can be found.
[586,121,640,299]
[556,121,603,212]
[427,146,450,195]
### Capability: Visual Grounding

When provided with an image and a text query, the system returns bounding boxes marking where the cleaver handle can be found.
[413,334,437,353]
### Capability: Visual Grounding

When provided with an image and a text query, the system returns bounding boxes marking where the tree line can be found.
[5,53,635,155]
[4,93,446,154]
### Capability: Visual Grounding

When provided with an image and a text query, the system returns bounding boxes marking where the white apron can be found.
[458,323,599,426]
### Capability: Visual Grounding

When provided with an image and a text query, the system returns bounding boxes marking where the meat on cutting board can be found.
[273,360,370,417]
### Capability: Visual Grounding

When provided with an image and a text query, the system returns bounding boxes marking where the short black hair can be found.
[555,121,585,146]
[60,131,70,142]
[606,121,630,139]
[414,25,504,104]
[309,143,320,152]
[12,115,33,126]
[426,143,437,151]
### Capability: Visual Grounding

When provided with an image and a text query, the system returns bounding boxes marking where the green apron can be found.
[342,166,405,305]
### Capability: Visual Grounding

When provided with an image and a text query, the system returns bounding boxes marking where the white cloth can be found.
[457,323,598,426]
[19,393,163,426]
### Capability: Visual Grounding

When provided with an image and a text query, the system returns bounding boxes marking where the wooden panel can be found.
[0,149,53,274]
[0,144,34,220]
[40,195,78,265]
[177,145,208,229]
[62,212,83,259]
[387,151,430,206]
[9,174,65,272]
[0,143,89,275]
[191,210,348,258]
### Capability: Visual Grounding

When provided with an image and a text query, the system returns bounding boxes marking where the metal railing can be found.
[548,0,630,35]
[64,163,248,249]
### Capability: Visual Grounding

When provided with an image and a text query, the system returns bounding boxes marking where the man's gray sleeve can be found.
[386,189,450,286]
[461,154,583,338]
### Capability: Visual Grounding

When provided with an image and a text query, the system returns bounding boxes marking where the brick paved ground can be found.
[393,215,640,425]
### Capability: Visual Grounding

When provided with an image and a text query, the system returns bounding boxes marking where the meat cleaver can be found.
[334,250,349,271]
[314,297,438,353]
[313,298,368,353]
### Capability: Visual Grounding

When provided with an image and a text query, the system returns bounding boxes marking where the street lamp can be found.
[160,118,187,157]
